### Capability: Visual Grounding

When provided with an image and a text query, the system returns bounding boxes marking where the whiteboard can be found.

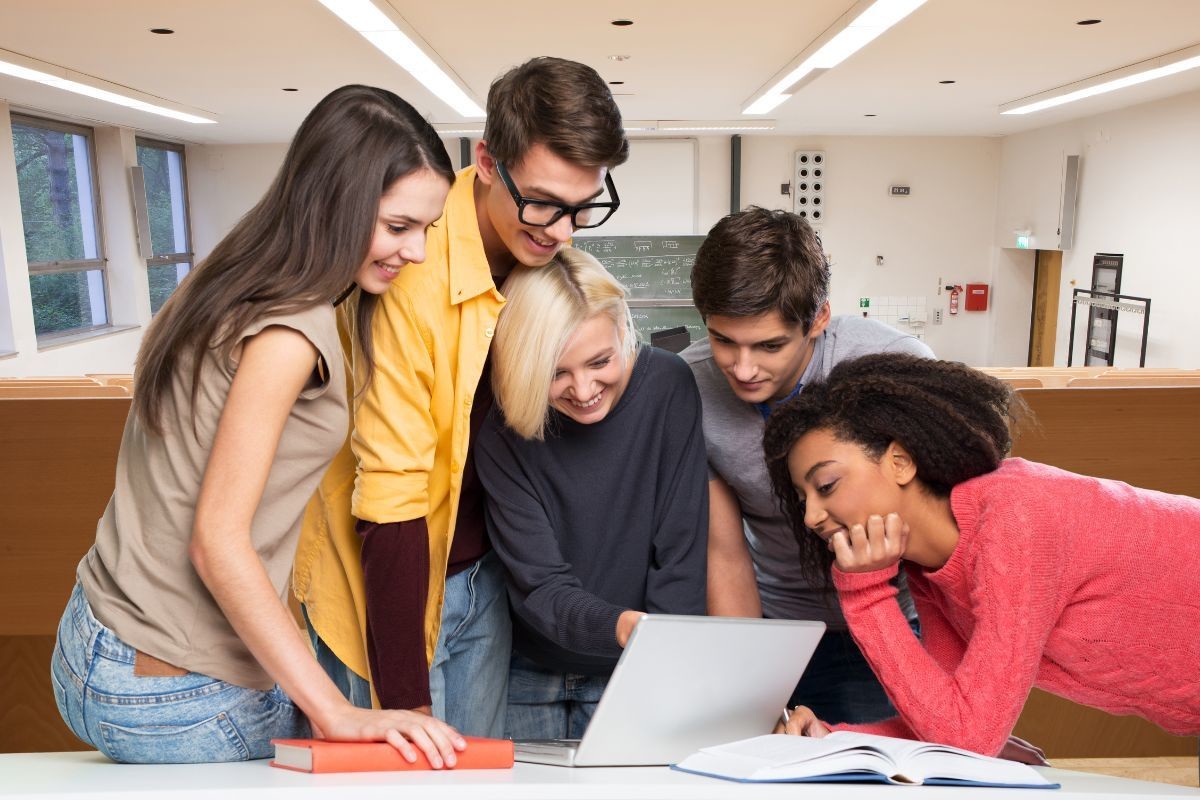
[601,138,697,236]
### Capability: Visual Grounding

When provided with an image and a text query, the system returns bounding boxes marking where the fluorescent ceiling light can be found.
[1001,43,1200,115]
[657,121,777,132]
[0,49,215,124]
[743,0,927,115]
[317,0,484,117]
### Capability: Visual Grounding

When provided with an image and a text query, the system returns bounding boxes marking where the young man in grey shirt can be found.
[681,207,932,724]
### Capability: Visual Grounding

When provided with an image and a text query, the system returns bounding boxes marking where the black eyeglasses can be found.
[495,162,620,229]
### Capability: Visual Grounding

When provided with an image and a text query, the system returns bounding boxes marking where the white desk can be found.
[2,752,1198,799]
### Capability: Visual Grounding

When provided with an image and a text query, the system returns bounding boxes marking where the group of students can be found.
[50,56,1200,769]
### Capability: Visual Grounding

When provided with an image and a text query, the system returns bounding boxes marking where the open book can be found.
[672,732,1059,789]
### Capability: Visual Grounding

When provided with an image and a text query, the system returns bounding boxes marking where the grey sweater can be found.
[475,346,708,675]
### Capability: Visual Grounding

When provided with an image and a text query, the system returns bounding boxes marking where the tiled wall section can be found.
[860,295,928,341]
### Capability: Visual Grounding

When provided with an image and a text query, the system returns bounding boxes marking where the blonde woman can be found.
[474,248,708,739]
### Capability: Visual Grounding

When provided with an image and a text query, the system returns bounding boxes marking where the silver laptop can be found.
[514,614,825,767]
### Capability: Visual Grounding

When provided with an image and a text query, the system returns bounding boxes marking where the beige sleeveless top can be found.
[78,303,346,689]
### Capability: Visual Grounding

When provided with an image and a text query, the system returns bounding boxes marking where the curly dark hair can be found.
[762,353,1025,585]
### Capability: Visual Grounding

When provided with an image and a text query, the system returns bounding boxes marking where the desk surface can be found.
[2,752,1198,799]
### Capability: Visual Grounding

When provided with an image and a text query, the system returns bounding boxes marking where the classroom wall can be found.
[996,89,1200,367]
[186,142,289,264]
[734,135,1003,365]
[5,90,1200,374]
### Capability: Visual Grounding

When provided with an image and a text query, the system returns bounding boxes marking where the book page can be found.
[689,735,896,781]
[824,731,1052,787]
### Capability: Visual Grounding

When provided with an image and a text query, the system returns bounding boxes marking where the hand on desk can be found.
[322,705,466,768]
[999,734,1049,766]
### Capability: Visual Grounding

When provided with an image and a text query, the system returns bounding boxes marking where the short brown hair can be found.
[484,57,628,169]
[691,207,830,333]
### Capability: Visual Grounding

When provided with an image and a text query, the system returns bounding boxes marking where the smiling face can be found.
[549,313,631,425]
[787,427,907,546]
[475,141,609,272]
[354,167,450,294]
[706,306,830,404]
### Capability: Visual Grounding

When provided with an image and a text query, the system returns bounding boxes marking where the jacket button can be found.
[484,327,494,338]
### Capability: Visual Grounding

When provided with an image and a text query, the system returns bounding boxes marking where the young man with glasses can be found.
[295,57,627,738]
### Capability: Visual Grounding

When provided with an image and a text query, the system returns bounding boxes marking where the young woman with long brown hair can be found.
[50,85,465,765]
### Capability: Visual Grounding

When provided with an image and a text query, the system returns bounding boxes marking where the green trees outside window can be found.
[136,140,192,315]
[12,117,108,337]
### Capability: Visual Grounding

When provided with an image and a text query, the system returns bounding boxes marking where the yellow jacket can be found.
[294,166,505,687]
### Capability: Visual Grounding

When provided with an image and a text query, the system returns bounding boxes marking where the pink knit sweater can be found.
[831,458,1200,756]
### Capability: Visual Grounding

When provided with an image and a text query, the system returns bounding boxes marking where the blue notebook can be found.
[671,732,1059,789]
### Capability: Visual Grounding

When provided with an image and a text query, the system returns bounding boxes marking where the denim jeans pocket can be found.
[98,712,249,764]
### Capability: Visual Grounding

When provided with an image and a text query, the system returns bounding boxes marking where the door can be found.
[1028,250,1062,367]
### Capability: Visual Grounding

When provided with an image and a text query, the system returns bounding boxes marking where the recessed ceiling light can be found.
[149,28,174,35]
[939,79,956,84]
[611,19,634,26]
[1076,19,1102,25]
[608,54,631,61]
[282,87,299,92]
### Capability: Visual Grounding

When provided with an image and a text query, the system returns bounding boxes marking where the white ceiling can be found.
[1,0,1199,144]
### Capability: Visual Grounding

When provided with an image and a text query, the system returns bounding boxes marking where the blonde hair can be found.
[493,248,638,441]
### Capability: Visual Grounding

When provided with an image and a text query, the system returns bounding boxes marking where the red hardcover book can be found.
[270,736,514,773]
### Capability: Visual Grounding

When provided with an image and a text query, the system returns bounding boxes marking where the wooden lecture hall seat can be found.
[1,373,1197,762]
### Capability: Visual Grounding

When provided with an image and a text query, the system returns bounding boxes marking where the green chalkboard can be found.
[572,235,706,343]
[572,235,704,300]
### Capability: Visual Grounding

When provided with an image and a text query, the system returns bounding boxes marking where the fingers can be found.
[781,706,829,738]
[830,513,906,573]
[999,735,1049,766]
[385,714,467,769]
[384,727,419,763]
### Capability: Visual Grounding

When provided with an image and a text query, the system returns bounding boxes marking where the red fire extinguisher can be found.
[947,285,963,316]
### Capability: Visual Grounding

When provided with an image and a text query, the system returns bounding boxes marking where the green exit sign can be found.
[858,297,870,308]
[1016,234,1032,249]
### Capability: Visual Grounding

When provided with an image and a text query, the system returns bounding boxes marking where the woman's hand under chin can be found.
[829,512,908,573]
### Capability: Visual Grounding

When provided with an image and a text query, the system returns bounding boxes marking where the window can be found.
[135,138,193,314]
[11,115,109,338]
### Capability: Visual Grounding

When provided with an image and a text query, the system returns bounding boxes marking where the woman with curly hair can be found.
[764,353,1200,757]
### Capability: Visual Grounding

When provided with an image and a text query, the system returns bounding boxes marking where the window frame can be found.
[11,113,111,339]
[134,136,194,314]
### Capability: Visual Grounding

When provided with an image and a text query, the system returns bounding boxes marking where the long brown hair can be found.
[134,85,454,431]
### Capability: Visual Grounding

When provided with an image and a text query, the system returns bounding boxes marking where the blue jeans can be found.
[51,582,307,763]
[787,619,922,725]
[302,605,374,710]
[429,550,511,737]
[505,651,609,740]
[305,550,510,738]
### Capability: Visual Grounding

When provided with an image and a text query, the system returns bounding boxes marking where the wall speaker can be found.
[793,150,825,224]
[1058,154,1080,250]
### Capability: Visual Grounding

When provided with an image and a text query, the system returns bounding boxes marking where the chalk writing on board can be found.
[572,235,707,343]
[573,235,706,301]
